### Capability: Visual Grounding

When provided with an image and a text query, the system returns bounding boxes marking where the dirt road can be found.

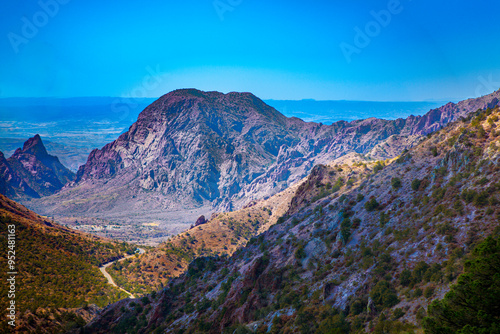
[99,248,145,298]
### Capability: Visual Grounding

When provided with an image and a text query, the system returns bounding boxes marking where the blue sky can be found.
[1,0,499,101]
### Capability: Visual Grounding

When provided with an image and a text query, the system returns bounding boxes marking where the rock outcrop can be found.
[0,135,74,199]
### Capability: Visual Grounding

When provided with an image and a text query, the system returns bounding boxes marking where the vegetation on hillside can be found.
[85,106,500,333]
[423,235,500,333]
[0,196,136,333]
[107,183,301,295]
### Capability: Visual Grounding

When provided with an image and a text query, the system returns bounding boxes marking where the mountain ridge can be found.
[84,103,500,333]
[24,89,500,240]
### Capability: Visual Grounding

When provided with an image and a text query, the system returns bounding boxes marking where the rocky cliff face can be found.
[84,105,500,334]
[27,89,500,230]
[0,135,74,199]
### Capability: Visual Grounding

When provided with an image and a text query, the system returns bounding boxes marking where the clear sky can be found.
[1,0,499,101]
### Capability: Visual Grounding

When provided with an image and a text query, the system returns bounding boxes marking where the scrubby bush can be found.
[365,197,380,212]
[400,269,412,287]
[369,280,399,309]
[391,177,402,190]
[424,286,435,299]
[340,218,352,244]
[373,161,385,173]
[295,244,306,260]
[430,146,438,156]
[411,178,422,191]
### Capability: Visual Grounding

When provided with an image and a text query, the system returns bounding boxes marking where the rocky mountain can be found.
[0,194,135,333]
[0,134,74,199]
[25,89,500,236]
[85,105,500,333]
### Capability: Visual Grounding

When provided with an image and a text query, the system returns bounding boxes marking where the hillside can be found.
[105,155,391,296]
[0,195,136,333]
[0,135,74,199]
[24,89,500,241]
[85,105,500,333]
[105,178,307,295]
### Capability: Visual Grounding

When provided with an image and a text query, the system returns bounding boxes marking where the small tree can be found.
[340,218,351,244]
[370,280,399,309]
[423,236,500,333]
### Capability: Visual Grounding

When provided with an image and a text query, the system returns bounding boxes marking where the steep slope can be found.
[106,180,304,295]
[0,195,136,333]
[105,153,379,296]
[0,135,74,199]
[85,105,500,333]
[26,89,500,238]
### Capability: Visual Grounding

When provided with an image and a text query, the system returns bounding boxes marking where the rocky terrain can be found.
[106,179,304,296]
[0,194,136,333]
[0,134,74,199]
[84,105,500,333]
[23,89,500,239]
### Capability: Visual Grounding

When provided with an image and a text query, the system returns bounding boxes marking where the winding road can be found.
[99,248,145,299]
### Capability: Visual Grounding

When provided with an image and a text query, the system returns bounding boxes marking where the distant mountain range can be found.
[265,99,447,123]
[0,97,154,171]
[0,97,445,171]
[20,89,500,238]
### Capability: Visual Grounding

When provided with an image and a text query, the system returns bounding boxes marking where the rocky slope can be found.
[85,105,500,333]
[106,179,304,296]
[0,194,135,333]
[25,89,500,237]
[0,134,74,199]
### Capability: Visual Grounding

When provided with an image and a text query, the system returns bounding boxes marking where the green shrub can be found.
[400,269,412,287]
[369,280,399,309]
[373,161,385,173]
[462,189,477,203]
[379,212,389,227]
[352,218,361,229]
[473,191,489,207]
[365,198,380,212]
[393,308,405,320]
[430,146,438,156]
[424,286,435,299]
[411,178,422,191]
[295,244,306,260]
[317,314,350,334]
[340,219,352,244]
[391,177,402,190]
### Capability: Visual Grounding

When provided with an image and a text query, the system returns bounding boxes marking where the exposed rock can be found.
[195,215,207,226]
[0,135,74,199]
[85,105,500,333]
[26,89,500,231]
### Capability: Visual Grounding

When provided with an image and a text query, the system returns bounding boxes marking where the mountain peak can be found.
[1,135,75,199]
[22,134,48,157]
[135,89,286,128]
